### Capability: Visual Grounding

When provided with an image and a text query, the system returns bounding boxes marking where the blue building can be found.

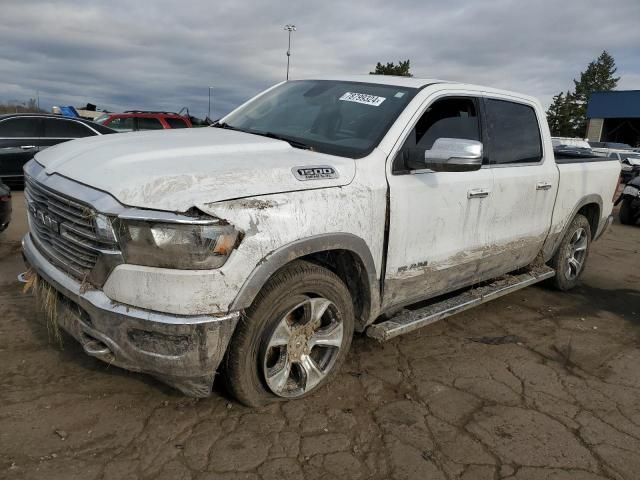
[586,91,640,147]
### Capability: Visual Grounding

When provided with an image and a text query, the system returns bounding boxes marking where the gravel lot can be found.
[1,192,639,480]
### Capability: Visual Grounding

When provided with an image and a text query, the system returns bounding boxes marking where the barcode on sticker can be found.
[339,92,386,106]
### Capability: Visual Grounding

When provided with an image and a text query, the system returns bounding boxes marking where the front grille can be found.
[25,175,118,281]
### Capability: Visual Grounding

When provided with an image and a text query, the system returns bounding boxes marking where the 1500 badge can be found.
[292,166,339,181]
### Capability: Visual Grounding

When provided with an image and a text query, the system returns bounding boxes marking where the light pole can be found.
[208,86,213,119]
[284,24,296,80]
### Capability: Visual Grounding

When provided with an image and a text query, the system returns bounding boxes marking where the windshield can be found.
[221,80,417,158]
[93,113,109,125]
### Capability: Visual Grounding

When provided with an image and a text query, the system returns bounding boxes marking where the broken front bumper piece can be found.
[22,233,239,397]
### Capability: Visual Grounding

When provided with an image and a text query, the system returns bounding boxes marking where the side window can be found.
[43,118,93,138]
[166,117,188,128]
[0,117,41,137]
[608,152,618,159]
[137,118,164,130]
[485,99,542,164]
[107,117,134,132]
[394,97,481,172]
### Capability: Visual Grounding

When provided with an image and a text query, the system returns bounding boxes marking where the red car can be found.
[94,111,192,131]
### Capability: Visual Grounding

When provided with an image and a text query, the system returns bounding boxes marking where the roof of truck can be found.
[297,75,540,104]
[305,74,447,88]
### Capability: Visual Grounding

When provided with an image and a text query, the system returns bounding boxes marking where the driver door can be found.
[383,94,494,309]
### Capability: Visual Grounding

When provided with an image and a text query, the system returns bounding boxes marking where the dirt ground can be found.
[1,192,639,480]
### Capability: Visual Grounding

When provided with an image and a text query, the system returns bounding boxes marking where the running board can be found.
[367,266,555,342]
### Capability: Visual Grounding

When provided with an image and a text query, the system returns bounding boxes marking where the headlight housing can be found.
[115,217,240,269]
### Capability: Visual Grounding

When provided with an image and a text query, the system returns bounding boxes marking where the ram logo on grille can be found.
[30,203,61,234]
[292,165,339,181]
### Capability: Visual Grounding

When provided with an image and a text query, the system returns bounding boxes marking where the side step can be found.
[367,266,555,342]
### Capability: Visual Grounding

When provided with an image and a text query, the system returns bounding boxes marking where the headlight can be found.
[115,218,240,269]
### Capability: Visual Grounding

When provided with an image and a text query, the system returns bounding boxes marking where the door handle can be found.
[20,145,36,149]
[536,182,553,191]
[468,188,490,199]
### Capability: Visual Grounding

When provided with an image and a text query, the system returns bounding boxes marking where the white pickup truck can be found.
[22,76,620,405]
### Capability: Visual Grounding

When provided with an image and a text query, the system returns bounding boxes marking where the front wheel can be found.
[549,214,591,291]
[223,260,354,406]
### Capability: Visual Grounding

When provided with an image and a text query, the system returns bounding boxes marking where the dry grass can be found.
[78,272,91,294]
[79,206,97,222]
[23,270,64,348]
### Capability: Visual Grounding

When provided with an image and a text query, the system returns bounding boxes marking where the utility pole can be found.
[208,86,213,119]
[284,24,296,80]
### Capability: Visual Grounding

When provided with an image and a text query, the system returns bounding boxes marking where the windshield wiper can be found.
[211,121,239,131]
[212,124,313,151]
[253,131,313,150]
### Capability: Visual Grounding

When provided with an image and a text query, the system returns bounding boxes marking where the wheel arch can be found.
[229,233,381,332]
[543,194,603,262]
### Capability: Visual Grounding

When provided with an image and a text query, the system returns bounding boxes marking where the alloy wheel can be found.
[565,227,588,280]
[262,297,343,398]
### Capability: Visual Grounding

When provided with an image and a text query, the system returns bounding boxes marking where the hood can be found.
[35,127,355,212]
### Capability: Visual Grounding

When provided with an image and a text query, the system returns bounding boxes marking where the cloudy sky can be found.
[2,0,639,119]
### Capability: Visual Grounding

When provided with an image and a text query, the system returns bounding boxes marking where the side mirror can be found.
[424,138,483,172]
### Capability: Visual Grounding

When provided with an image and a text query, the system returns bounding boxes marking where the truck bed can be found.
[547,156,620,253]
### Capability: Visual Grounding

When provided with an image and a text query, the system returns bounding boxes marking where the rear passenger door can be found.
[137,117,164,130]
[483,96,558,272]
[41,118,95,150]
[165,117,189,128]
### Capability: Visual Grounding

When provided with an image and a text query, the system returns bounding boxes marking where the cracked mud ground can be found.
[1,194,640,480]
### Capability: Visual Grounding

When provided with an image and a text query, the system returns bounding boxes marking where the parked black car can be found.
[0,114,116,188]
[0,180,11,233]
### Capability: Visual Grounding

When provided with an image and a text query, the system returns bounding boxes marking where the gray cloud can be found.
[1,0,639,118]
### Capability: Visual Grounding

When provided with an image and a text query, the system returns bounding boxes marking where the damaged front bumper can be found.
[22,233,239,397]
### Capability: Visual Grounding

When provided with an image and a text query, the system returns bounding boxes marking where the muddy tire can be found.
[223,260,354,407]
[619,198,633,225]
[549,214,591,291]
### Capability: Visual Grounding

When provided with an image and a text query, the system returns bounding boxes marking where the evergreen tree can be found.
[571,50,620,136]
[546,92,565,136]
[370,60,412,77]
[546,50,620,138]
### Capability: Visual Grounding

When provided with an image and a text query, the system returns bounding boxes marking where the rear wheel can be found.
[224,260,354,406]
[549,214,591,291]
[619,198,633,225]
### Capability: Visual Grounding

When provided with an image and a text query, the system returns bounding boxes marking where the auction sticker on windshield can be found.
[339,92,386,106]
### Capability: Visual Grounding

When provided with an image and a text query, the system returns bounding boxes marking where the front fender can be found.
[229,233,381,326]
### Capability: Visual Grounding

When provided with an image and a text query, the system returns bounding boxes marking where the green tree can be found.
[546,50,620,138]
[571,50,620,136]
[547,91,577,137]
[546,92,566,136]
[370,59,412,77]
